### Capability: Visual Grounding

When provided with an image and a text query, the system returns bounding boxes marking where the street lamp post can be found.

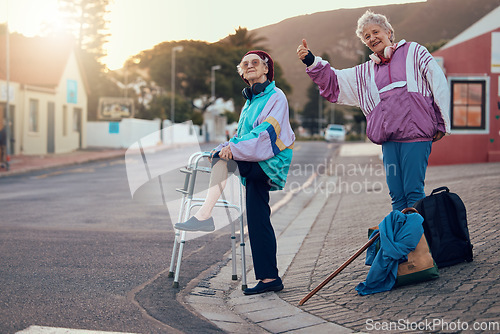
[170,46,183,124]
[4,3,11,170]
[206,65,221,143]
[211,65,221,100]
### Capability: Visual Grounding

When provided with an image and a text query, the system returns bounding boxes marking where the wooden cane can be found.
[298,208,418,306]
[298,230,380,306]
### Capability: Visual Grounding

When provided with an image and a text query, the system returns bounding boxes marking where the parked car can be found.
[324,124,346,142]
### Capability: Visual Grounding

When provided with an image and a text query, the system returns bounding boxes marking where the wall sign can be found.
[67,79,78,104]
[97,97,134,120]
[109,122,120,134]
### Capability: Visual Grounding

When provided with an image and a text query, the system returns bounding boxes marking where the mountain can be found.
[251,0,500,109]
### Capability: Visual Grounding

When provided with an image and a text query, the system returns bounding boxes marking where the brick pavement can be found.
[281,153,500,333]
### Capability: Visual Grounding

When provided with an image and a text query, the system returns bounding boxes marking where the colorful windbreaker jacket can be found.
[215,81,295,190]
[306,40,450,145]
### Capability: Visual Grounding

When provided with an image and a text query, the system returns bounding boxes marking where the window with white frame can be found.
[450,79,487,130]
[29,99,39,132]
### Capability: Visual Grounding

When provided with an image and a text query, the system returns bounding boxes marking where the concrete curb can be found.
[186,174,358,333]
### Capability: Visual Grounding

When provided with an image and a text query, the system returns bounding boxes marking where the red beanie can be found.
[240,50,274,85]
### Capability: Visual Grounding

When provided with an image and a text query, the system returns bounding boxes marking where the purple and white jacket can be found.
[306,40,450,144]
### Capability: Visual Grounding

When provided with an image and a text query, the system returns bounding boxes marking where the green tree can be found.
[424,40,449,53]
[224,27,267,49]
[56,0,117,120]
[59,0,111,62]
[301,83,324,135]
[223,110,239,124]
[143,94,194,124]
[301,53,331,135]
[78,50,121,120]
[132,39,292,121]
[325,104,345,126]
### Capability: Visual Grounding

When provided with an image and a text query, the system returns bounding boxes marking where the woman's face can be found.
[362,23,393,55]
[240,54,268,85]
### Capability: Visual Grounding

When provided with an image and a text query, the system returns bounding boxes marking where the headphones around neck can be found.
[242,80,271,100]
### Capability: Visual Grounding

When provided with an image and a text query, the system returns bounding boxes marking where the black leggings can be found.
[212,153,278,280]
[237,161,278,280]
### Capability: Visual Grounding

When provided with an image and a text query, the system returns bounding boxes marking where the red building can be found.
[430,6,500,165]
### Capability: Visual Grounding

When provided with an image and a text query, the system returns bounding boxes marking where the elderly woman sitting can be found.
[297,10,450,212]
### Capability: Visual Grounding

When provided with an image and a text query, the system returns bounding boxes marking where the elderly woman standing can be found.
[175,50,295,295]
[297,10,450,211]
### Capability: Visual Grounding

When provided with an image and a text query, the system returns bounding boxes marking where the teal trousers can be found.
[382,141,432,212]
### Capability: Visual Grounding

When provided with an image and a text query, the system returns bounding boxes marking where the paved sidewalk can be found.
[185,143,500,333]
[0,147,127,178]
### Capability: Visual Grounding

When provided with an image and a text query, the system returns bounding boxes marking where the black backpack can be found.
[413,186,473,268]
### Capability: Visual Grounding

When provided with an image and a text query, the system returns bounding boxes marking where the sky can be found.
[0,0,425,70]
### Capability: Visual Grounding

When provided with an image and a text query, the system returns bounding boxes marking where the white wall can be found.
[87,119,218,149]
[87,118,161,149]
[21,89,55,155]
[162,120,203,146]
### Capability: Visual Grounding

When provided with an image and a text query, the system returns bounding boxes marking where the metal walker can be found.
[168,151,248,290]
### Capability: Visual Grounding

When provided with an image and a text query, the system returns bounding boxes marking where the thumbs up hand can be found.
[297,39,316,66]
[297,39,309,60]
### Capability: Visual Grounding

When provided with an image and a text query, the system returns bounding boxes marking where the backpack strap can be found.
[430,186,449,195]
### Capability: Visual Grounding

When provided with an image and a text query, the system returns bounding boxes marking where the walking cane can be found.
[298,230,380,306]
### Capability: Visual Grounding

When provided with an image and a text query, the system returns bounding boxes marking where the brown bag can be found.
[368,208,439,287]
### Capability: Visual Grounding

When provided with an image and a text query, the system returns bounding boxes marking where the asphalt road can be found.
[0,141,339,334]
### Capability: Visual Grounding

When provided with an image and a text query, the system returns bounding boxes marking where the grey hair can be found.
[355,10,395,44]
[236,55,269,76]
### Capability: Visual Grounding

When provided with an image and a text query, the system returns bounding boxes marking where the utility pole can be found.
[211,65,221,100]
[170,46,183,124]
[4,1,11,170]
[169,45,183,145]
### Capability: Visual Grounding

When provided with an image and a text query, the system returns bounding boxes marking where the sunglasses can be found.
[239,58,264,69]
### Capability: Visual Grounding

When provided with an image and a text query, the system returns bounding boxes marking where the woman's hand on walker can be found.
[208,149,217,163]
[219,145,233,160]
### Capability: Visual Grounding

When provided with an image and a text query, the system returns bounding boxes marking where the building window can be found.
[63,105,67,136]
[450,80,486,130]
[29,99,39,132]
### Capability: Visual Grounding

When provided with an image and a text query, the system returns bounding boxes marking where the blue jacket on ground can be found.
[356,210,424,295]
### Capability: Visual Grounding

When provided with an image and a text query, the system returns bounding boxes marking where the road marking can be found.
[17,326,137,334]
[33,168,96,179]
